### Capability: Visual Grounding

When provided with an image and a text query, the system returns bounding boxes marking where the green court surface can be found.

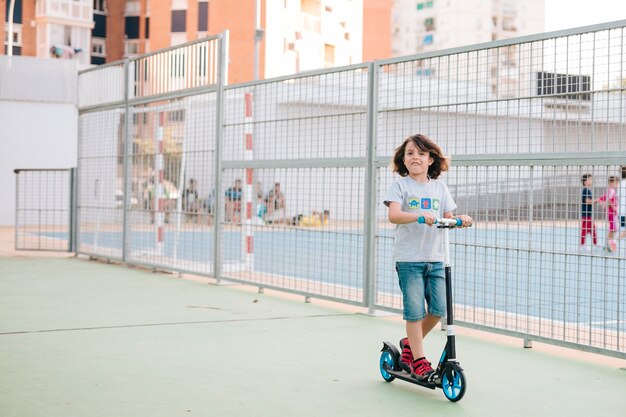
[0,257,624,417]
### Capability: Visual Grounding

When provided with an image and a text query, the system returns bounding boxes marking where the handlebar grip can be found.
[416,217,464,226]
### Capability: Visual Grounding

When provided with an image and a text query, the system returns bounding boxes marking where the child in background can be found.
[579,174,597,252]
[597,176,620,253]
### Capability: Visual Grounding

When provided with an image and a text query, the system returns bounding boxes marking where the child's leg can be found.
[406,320,426,360]
[580,219,589,245]
[422,314,441,338]
[592,221,598,245]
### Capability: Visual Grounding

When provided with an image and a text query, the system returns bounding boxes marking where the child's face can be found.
[584,177,592,187]
[609,180,619,188]
[403,141,433,178]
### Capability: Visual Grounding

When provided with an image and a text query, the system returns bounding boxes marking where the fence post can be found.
[14,170,20,251]
[122,58,131,262]
[69,167,77,252]
[364,61,379,313]
[213,30,229,282]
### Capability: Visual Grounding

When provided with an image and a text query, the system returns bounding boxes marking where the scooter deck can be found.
[383,365,438,390]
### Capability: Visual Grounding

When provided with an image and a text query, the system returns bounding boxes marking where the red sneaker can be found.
[412,357,435,380]
[399,338,412,373]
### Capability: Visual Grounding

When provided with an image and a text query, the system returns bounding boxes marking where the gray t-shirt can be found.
[384,176,457,262]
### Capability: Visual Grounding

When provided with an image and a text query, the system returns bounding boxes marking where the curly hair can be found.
[391,134,449,179]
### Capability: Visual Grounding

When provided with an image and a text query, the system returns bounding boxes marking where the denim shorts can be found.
[395,262,446,321]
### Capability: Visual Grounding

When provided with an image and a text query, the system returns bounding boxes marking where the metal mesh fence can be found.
[218,66,370,303]
[373,22,626,356]
[74,24,626,357]
[14,169,74,251]
[77,36,224,272]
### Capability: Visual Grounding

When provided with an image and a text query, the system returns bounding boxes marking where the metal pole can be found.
[213,31,229,282]
[254,0,264,81]
[14,170,19,250]
[122,59,131,262]
[364,61,379,313]
[69,168,77,253]
[7,0,16,56]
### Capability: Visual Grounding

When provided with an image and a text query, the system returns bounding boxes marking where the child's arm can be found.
[388,202,436,225]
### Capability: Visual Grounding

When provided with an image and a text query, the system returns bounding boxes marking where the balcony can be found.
[36,0,93,24]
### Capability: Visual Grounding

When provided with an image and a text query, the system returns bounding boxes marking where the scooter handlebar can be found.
[417,217,464,227]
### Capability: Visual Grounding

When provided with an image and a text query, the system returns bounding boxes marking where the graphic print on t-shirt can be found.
[421,198,431,210]
[407,197,419,210]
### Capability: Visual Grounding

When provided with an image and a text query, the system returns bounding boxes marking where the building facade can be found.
[3,0,391,82]
[391,0,545,56]
[391,0,545,97]
[2,0,93,66]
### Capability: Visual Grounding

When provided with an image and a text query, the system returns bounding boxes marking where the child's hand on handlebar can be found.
[419,212,436,226]
[455,214,473,228]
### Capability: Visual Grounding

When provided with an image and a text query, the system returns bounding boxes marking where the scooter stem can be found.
[442,226,456,360]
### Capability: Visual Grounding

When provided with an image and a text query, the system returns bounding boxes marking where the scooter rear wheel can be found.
[379,349,396,382]
[441,365,466,402]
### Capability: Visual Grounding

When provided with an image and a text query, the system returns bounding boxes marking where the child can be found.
[383,134,472,380]
[579,174,597,251]
[597,176,620,253]
[617,165,626,240]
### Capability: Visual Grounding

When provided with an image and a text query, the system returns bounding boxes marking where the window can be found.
[198,2,208,32]
[133,113,149,124]
[125,40,139,56]
[168,110,185,122]
[4,28,21,45]
[502,16,516,31]
[125,16,140,39]
[125,1,140,14]
[7,0,23,24]
[93,0,106,12]
[3,24,22,55]
[284,39,295,52]
[417,1,433,10]
[171,10,187,32]
[424,17,434,31]
[64,26,72,46]
[324,43,335,67]
[91,38,106,56]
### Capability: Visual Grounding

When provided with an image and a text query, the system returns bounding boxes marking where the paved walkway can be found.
[0,241,625,416]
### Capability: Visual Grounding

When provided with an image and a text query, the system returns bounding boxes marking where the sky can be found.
[544,0,626,31]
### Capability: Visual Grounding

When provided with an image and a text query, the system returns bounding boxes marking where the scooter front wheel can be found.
[441,365,466,402]
[379,349,397,382]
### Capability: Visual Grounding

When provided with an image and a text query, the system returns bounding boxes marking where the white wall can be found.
[0,101,78,225]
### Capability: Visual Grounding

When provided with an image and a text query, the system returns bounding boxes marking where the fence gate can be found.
[14,169,76,252]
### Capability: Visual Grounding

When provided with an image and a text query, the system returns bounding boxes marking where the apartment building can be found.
[391,0,545,97]
[392,0,545,56]
[3,0,391,82]
[2,0,93,66]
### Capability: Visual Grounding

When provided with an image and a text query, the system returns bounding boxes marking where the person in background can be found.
[224,179,242,223]
[618,166,626,243]
[579,173,597,252]
[264,182,286,224]
[597,176,620,253]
